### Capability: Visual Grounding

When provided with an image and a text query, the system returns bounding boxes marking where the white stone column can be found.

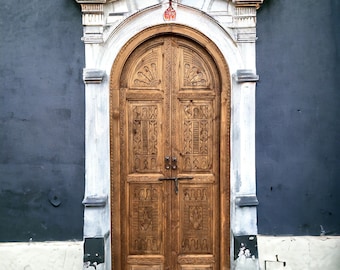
[228,2,262,269]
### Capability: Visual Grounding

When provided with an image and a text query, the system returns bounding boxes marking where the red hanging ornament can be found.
[163,0,176,21]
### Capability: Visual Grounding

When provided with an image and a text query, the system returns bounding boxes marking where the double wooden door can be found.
[112,35,228,269]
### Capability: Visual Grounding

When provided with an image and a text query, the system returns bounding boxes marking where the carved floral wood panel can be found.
[180,185,213,254]
[179,102,213,172]
[129,183,163,255]
[129,103,161,173]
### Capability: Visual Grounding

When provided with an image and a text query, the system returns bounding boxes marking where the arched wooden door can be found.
[111,34,230,270]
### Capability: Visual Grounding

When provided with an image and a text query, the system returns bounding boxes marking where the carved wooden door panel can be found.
[116,35,222,270]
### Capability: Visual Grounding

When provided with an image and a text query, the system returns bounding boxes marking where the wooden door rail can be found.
[158,176,193,194]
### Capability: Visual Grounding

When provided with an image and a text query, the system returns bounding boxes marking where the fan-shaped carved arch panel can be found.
[178,45,215,90]
[122,44,164,89]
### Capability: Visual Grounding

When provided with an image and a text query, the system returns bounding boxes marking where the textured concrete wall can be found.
[0,1,85,241]
[1,0,339,243]
[0,237,339,270]
[0,241,83,270]
[257,236,340,270]
[256,0,340,235]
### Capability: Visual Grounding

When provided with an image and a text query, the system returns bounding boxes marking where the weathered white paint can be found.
[0,236,339,269]
[76,0,262,269]
[257,235,340,270]
[0,241,83,270]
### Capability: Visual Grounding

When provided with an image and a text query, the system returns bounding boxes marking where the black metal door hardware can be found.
[158,176,193,194]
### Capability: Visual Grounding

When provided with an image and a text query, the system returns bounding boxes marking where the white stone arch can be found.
[80,2,260,269]
[100,4,243,75]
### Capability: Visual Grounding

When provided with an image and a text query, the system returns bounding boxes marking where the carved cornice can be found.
[235,194,259,207]
[78,3,104,26]
[82,195,108,207]
[232,0,264,9]
[75,0,106,43]
[230,4,260,43]
[76,0,106,3]
[233,70,259,82]
[74,1,264,44]
[83,68,106,83]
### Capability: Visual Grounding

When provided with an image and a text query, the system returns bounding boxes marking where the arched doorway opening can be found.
[110,26,230,269]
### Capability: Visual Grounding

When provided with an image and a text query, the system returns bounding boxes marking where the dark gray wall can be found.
[1,0,339,241]
[256,0,340,235]
[0,1,85,241]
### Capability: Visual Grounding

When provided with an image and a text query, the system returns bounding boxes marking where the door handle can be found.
[158,176,193,194]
